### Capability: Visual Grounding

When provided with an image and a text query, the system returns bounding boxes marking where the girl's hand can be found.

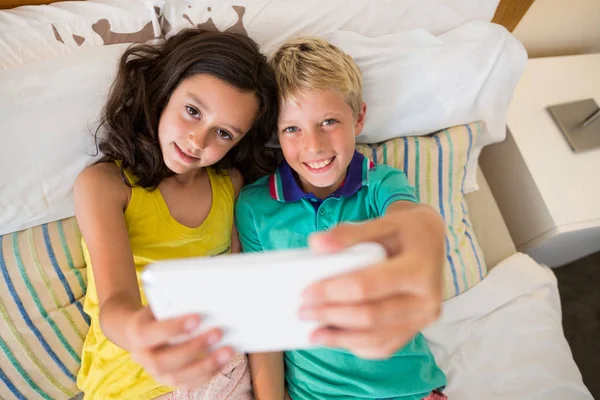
[125,307,234,390]
[301,202,445,359]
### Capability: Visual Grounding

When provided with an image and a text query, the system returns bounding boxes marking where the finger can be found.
[132,311,202,348]
[299,295,432,329]
[160,347,235,391]
[311,323,426,359]
[308,219,400,254]
[303,254,432,305]
[140,328,223,376]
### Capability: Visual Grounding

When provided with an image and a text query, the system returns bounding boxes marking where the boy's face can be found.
[278,88,366,199]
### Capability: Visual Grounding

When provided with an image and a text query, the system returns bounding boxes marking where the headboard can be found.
[0,0,80,8]
[491,0,535,32]
[1,0,534,32]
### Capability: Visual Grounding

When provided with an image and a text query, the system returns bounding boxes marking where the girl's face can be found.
[158,74,260,175]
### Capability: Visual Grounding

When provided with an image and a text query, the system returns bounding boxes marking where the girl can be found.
[74,28,279,399]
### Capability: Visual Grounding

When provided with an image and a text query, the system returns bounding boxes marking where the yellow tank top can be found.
[77,167,234,400]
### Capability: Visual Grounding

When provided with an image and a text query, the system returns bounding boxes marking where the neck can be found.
[170,167,206,187]
[297,172,346,200]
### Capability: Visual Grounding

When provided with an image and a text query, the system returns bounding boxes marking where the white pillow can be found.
[319,22,527,192]
[156,2,524,191]
[0,1,518,234]
[0,0,163,235]
[0,44,128,235]
[157,0,501,48]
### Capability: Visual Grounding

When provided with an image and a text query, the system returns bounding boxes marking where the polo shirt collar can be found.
[269,151,374,202]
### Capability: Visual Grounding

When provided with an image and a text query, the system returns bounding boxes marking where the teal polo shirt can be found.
[235,151,446,400]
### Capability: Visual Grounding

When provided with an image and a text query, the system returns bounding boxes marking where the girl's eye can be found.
[216,129,233,140]
[186,106,200,117]
[322,118,338,126]
[283,126,298,133]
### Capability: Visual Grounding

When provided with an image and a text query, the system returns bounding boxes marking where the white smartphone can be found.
[141,242,386,353]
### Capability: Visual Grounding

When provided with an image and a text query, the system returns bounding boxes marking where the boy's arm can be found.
[229,168,244,254]
[235,191,286,400]
[249,352,285,400]
[299,166,445,359]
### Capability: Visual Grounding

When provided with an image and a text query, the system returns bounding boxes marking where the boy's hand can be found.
[301,202,445,359]
[125,307,234,390]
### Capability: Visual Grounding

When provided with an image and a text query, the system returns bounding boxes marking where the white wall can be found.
[512,0,600,58]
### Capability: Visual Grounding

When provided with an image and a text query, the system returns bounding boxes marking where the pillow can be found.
[0,43,132,235]
[320,23,526,193]
[0,1,166,234]
[0,0,161,70]
[151,2,525,192]
[357,122,487,299]
[156,0,502,48]
[0,217,88,400]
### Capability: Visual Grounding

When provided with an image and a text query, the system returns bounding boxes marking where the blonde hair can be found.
[269,37,363,116]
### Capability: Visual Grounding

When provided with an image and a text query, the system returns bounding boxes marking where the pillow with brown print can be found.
[153,0,500,50]
[0,0,161,70]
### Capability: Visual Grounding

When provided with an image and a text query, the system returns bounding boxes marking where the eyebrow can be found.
[186,92,245,136]
[320,111,344,119]
[279,112,343,126]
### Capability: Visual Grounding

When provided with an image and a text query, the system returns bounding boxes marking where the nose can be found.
[187,127,208,151]
[304,128,326,154]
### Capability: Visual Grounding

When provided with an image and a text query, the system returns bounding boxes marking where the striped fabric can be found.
[0,217,88,400]
[356,122,487,299]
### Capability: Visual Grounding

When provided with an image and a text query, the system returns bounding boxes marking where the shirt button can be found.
[319,209,326,216]
[321,226,328,232]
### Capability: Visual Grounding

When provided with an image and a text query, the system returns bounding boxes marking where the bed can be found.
[0,0,593,399]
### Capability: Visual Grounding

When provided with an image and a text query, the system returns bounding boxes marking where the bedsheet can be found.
[423,253,592,399]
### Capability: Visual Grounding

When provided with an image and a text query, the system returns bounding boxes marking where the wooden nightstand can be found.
[480,54,600,268]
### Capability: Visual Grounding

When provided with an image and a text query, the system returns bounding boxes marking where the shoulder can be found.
[237,174,272,208]
[365,163,417,207]
[367,163,409,184]
[368,163,399,175]
[239,174,271,197]
[227,168,244,197]
[74,162,129,209]
[75,162,126,190]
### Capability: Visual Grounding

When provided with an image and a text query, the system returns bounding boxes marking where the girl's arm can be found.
[75,163,231,389]
[74,162,142,350]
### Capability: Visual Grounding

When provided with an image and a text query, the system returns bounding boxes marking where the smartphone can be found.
[141,242,386,353]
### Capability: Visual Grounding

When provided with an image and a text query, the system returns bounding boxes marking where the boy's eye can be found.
[322,118,338,126]
[186,106,200,118]
[283,126,298,133]
[216,129,233,140]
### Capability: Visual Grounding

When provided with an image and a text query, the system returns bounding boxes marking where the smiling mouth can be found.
[303,157,335,171]
[175,143,200,163]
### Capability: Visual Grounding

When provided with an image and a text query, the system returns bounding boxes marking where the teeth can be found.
[307,158,333,169]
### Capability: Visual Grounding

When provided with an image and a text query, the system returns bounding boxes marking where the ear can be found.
[354,102,367,137]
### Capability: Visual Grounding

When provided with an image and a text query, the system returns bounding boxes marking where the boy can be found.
[235,37,447,399]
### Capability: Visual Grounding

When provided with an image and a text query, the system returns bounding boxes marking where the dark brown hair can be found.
[96,28,279,188]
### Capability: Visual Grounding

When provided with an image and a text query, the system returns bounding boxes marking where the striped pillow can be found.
[0,217,88,400]
[357,122,487,299]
